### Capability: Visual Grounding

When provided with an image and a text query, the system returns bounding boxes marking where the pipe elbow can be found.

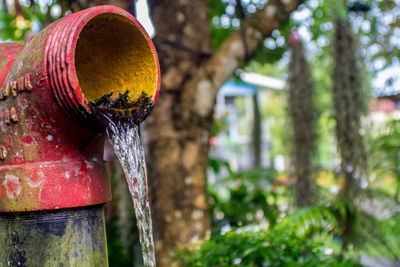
[0,5,160,212]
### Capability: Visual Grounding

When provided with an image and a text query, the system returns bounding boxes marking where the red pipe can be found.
[0,5,160,212]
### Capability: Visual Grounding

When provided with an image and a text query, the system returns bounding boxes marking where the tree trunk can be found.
[252,92,262,167]
[146,2,212,266]
[288,31,316,207]
[147,1,304,265]
[332,18,367,200]
[332,17,367,250]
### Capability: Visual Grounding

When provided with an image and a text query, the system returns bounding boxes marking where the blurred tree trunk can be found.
[252,92,262,167]
[332,18,367,200]
[147,0,304,265]
[332,17,367,249]
[288,30,316,207]
[147,2,213,266]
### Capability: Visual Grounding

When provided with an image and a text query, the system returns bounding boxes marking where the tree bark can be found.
[146,2,212,266]
[147,0,304,265]
[288,32,316,207]
[332,17,367,250]
[252,92,262,167]
[332,18,366,201]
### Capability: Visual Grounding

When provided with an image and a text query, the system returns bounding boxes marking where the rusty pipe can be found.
[0,5,160,266]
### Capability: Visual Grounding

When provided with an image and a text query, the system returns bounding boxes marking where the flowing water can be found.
[106,121,156,267]
[92,91,156,266]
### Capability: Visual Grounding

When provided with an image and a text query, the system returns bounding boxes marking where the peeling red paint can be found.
[21,135,34,145]
[3,174,21,199]
[5,136,12,149]
[13,155,25,164]
[26,169,44,188]
[0,185,6,198]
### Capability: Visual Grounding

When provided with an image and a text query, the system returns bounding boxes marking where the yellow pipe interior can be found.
[75,13,158,106]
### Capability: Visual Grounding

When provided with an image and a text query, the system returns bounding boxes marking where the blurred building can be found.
[367,93,400,135]
[209,72,286,173]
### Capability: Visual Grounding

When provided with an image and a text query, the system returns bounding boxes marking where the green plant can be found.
[372,119,400,201]
[356,212,400,260]
[276,204,341,237]
[173,228,362,267]
[208,159,282,232]
[106,217,131,267]
[275,200,400,260]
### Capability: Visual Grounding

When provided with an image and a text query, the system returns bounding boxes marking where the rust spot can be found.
[10,107,18,122]
[0,145,7,159]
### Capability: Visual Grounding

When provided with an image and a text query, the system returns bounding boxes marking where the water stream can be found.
[92,91,156,266]
[106,121,156,267]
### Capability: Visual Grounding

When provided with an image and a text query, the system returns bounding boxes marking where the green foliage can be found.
[106,218,131,267]
[173,228,362,267]
[210,115,229,137]
[207,156,399,259]
[276,204,340,237]
[0,7,33,42]
[207,0,234,50]
[207,0,288,64]
[356,212,400,259]
[204,1,400,265]
[208,159,281,231]
[0,1,68,42]
[274,199,400,260]
[372,119,400,200]
[208,157,233,175]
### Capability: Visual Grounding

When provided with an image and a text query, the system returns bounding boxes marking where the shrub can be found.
[173,228,362,267]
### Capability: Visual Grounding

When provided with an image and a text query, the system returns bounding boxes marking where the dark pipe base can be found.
[0,205,108,267]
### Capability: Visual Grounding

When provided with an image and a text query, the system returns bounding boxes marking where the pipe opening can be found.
[75,13,158,109]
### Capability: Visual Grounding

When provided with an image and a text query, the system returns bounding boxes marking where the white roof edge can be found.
[240,72,286,90]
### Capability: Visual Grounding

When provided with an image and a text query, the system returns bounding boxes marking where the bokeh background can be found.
[1,0,400,266]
